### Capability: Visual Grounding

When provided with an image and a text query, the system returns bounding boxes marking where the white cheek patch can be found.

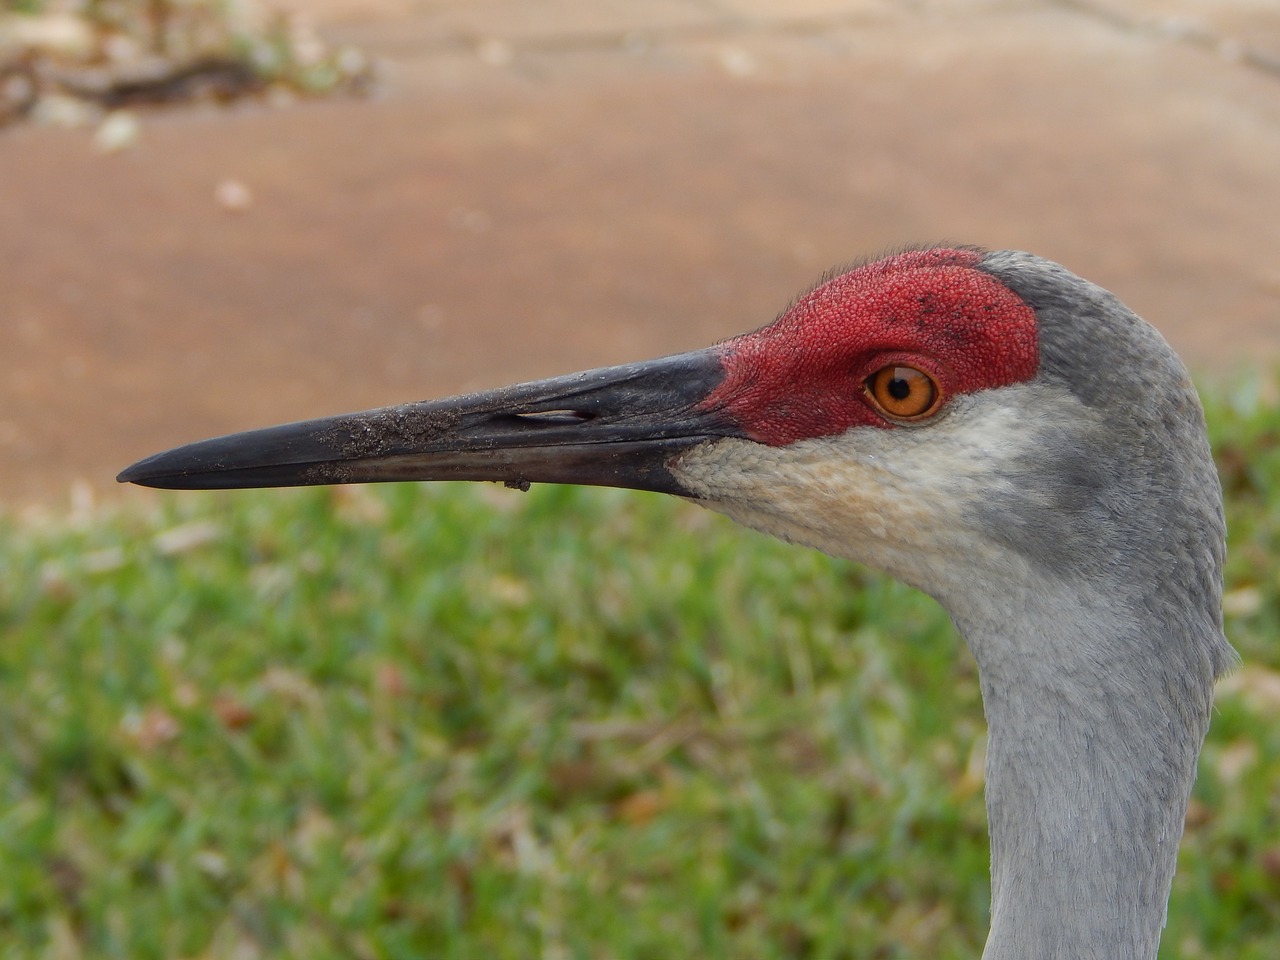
[671,382,1088,602]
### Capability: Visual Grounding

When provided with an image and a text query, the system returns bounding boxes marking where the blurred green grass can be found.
[2,379,1279,959]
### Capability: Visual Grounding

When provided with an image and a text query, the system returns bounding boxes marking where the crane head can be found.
[117,246,1225,633]
[118,245,1237,957]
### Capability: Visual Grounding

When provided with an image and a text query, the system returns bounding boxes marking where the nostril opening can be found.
[512,409,597,426]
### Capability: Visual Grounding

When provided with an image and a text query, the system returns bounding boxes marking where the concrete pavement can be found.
[2,0,1278,504]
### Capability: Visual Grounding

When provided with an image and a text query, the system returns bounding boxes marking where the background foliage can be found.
[0,0,369,128]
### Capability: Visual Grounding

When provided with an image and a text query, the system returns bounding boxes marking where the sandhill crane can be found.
[119,246,1234,959]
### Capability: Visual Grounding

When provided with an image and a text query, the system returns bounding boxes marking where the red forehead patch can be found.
[702,248,1039,445]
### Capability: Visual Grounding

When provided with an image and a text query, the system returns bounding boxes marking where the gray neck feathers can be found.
[951,585,1218,960]
[956,252,1234,958]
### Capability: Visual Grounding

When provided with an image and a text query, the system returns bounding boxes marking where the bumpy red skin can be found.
[701,248,1041,446]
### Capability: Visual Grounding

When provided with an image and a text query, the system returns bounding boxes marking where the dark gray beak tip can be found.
[117,451,191,488]
[116,419,348,490]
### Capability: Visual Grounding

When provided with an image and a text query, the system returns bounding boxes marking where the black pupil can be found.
[888,375,912,400]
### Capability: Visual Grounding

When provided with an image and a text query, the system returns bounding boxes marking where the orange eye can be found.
[865,365,941,420]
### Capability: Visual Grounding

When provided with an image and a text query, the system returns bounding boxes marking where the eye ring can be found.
[864,365,942,421]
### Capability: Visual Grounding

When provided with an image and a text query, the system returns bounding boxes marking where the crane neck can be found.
[947,583,1222,960]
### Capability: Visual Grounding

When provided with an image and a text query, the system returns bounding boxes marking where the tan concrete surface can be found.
[2,0,1278,506]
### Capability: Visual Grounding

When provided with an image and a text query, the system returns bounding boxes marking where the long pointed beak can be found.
[117,348,741,497]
